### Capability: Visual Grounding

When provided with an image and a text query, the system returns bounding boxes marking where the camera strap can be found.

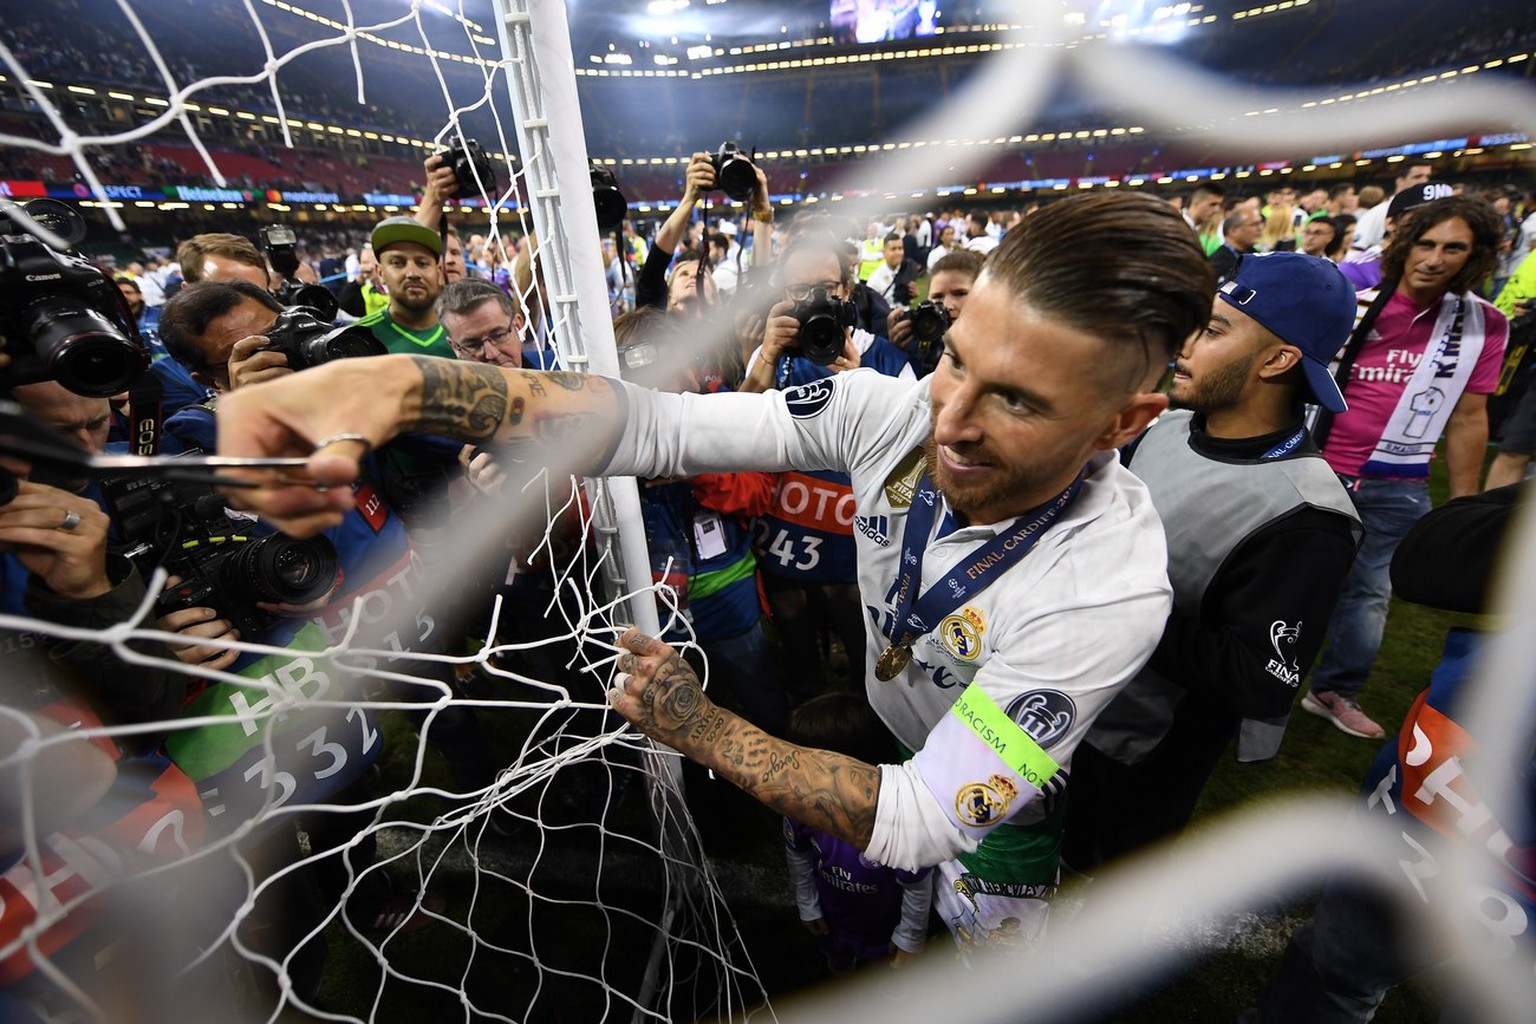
[696,195,712,301]
[124,371,164,456]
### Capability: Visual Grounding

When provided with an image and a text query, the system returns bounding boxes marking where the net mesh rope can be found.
[0,1,1534,1022]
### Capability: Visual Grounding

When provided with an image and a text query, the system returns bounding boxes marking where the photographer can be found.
[738,233,913,704]
[0,378,227,1016]
[741,233,913,395]
[886,249,984,378]
[156,279,504,799]
[115,274,210,420]
[415,147,487,287]
[636,149,775,313]
[157,280,501,981]
[0,381,186,727]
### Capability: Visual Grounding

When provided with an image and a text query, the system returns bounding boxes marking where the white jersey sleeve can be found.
[599,369,923,481]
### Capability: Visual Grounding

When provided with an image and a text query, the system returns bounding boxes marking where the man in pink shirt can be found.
[1302,196,1508,739]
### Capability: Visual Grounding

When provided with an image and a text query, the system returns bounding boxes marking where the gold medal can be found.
[875,644,912,682]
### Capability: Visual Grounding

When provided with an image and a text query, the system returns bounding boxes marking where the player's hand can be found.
[607,627,719,749]
[0,482,112,599]
[229,333,293,390]
[216,356,418,536]
[889,944,920,968]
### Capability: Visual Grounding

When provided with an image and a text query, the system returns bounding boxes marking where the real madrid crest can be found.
[938,607,986,662]
[954,777,1011,828]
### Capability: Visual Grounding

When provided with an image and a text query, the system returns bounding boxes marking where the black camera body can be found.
[904,300,951,376]
[260,225,339,321]
[105,471,340,642]
[710,142,757,203]
[791,287,857,366]
[0,200,149,397]
[263,306,387,370]
[591,164,627,233]
[436,136,496,199]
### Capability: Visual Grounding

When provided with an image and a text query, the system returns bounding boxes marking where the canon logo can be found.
[24,273,62,282]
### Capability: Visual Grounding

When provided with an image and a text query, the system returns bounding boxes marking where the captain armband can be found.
[909,682,1064,840]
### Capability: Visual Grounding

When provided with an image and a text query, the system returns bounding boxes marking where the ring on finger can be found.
[59,509,82,532]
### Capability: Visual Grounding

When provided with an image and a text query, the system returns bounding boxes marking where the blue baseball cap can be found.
[1217,251,1353,413]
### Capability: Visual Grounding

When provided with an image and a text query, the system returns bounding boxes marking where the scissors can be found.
[0,400,324,490]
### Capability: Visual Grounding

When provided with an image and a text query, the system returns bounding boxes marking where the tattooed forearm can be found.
[412,357,509,441]
[637,658,878,848]
[616,633,881,849]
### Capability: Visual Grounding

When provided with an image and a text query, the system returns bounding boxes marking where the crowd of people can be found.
[2,135,1534,1021]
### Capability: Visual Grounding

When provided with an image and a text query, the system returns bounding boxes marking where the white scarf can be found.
[1359,291,1485,478]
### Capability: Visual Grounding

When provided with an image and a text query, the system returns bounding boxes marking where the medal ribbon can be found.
[883,470,1084,650]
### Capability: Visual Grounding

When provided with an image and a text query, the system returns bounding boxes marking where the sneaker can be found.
[1301,690,1385,739]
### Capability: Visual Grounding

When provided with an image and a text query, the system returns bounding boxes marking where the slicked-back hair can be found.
[158,279,281,371]
[436,278,519,324]
[1380,196,1503,297]
[981,192,1214,384]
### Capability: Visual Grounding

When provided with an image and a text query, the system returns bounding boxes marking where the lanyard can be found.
[1259,426,1307,461]
[884,470,1083,652]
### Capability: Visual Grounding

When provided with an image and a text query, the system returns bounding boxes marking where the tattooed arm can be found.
[405,358,625,471]
[215,354,629,535]
[610,627,880,849]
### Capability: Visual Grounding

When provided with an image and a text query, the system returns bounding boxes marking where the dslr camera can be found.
[591,164,627,233]
[105,471,340,642]
[435,136,496,199]
[791,287,856,367]
[0,199,149,397]
[259,225,338,321]
[709,142,758,204]
[263,306,386,370]
[901,300,951,376]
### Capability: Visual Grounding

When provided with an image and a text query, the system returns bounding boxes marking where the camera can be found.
[263,306,386,370]
[260,224,339,321]
[0,199,149,397]
[903,300,951,376]
[791,287,856,366]
[709,142,757,204]
[435,136,497,199]
[105,471,340,642]
[591,164,627,233]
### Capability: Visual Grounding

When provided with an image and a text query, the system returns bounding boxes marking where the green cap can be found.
[371,216,442,257]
